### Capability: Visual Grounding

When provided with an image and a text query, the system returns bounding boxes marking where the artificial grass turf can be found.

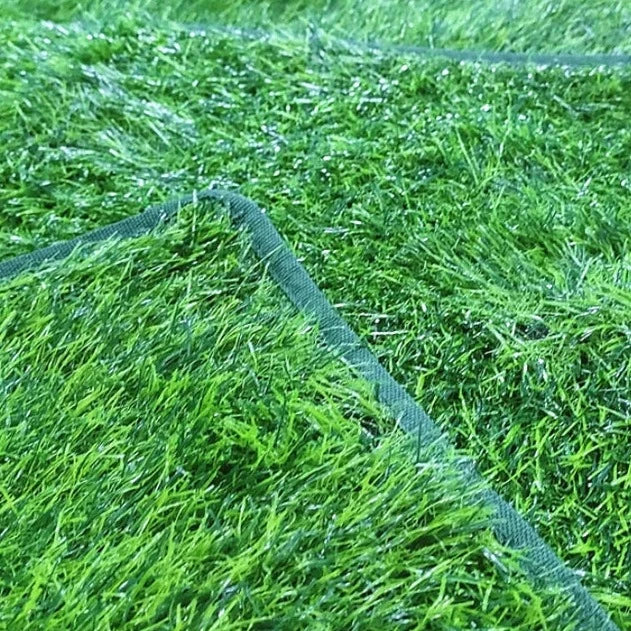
[2,0,631,55]
[0,4,630,628]
[0,206,572,629]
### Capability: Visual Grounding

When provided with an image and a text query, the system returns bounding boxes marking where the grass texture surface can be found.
[2,0,631,54]
[0,208,570,629]
[0,1,630,628]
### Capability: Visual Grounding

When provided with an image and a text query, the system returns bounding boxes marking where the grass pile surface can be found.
[0,206,568,629]
[2,0,631,54]
[0,1,630,628]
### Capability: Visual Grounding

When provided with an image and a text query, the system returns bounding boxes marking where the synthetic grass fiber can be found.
[1,1,630,628]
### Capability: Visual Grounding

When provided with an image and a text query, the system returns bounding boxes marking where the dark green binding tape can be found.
[0,189,620,631]
[187,23,631,68]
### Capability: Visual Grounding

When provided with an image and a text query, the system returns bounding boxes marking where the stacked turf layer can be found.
[0,2,630,628]
[0,207,568,629]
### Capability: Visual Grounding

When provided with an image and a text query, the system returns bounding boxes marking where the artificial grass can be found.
[0,1,630,628]
[1,0,631,54]
[0,206,568,629]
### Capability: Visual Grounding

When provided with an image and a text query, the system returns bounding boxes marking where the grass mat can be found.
[0,206,568,629]
[0,4,630,627]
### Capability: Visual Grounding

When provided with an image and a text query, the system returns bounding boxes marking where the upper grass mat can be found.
[0,206,568,629]
[0,5,629,627]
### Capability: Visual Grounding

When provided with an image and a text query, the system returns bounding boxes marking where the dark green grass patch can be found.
[0,5,630,627]
[0,207,569,629]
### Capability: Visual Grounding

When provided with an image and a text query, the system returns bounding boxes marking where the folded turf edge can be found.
[0,189,619,631]
[37,18,631,68]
